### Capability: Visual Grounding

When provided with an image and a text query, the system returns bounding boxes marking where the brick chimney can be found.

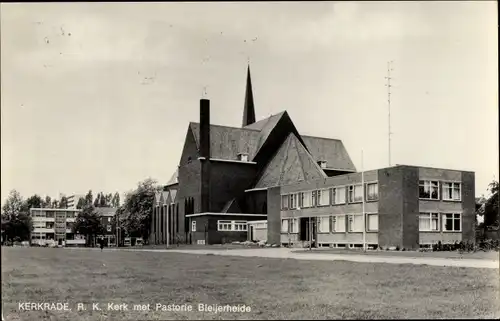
[200,99,211,213]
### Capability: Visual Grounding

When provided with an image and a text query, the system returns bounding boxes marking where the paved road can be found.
[123,247,499,269]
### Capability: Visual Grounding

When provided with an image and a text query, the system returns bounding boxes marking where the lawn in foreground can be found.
[2,247,499,320]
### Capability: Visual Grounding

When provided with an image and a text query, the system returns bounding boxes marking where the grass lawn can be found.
[2,247,499,320]
[295,248,500,260]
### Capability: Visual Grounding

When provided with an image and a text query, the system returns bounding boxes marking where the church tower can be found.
[242,65,256,127]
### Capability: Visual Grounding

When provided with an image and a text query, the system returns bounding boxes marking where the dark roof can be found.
[301,136,356,172]
[166,169,178,186]
[254,133,327,189]
[94,207,117,217]
[186,112,355,172]
[190,123,261,160]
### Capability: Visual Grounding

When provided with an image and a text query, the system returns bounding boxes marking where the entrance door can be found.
[299,217,317,247]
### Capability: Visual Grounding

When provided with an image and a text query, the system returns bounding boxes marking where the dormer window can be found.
[238,153,249,162]
[318,160,327,169]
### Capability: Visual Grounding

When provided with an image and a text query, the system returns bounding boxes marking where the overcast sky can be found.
[1,1,498,203]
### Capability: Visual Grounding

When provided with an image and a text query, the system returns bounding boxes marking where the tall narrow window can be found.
[191,221,196,232]
[348,185,363,203]
[281,219,289,233]
[318,189,330,206]
[281,195,289,210]
[347,214,363,232]
[302,191,312,208]
[366,183,378,201]
[318,216,330,233]
[331,187,346,205]
[367,214,378,231]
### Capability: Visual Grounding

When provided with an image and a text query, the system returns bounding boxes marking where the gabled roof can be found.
[189,123,261,160]
[166,169,178,186]
[254,132,327,189]
[221,198,242,213]
[301,135,357,172]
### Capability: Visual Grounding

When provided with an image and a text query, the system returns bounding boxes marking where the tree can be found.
[2,213,32,242]
[73,203,103,247]
[105,193,113,207]
[119,178,161,240]
[484,180,499,227]
[76,197,85,209]
[1,190,32,242]
[85,190,93,206]
[99,192,106,207]
[43,196,52,208]
[94,193,100,207]
[51,199,59,208]
[112,192,120,208]
[21,194,43,212]
[59,196,68,209]
[2,190,24,220]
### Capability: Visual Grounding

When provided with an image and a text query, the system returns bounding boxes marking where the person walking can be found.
[99,237,104,252]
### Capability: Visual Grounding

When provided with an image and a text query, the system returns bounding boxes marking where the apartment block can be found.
[270,165,475,249]
[30,208,84,246]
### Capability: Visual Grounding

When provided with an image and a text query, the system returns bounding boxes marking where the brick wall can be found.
[209,161,258,212]
[461,171,475,242]
[402,166,419,249]
[378,167,404,249]
[267,186,281,245]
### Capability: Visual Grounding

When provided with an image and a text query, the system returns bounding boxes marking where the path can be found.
[123,247,499,269]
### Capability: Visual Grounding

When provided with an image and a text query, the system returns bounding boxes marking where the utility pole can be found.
[385,61,394,167]
[361,150,366,252]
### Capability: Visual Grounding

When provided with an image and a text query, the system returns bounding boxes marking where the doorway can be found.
[299,217,317,247]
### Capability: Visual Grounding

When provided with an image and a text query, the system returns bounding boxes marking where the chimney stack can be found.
[200,99,211,213]
[200,99,210,159]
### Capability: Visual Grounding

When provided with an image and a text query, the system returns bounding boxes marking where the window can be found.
[367,214,378,231]
[366,183,378,201]
[318,216,330,233]
[443,182,461,201]
[217,220,247,232]
[301,191,312,208]
[348,185,363,203]
[419,213,440,231]
[290,218,298,233]
[442,213,461,232]
[317,189,330,206]
[419,180,439,200]
[281,219,289,233]
[238,153,249,162]
[318,161,327,169]
[281,195,289,209]
[331,187,346,205]
[106,225,112,232]
[312,191,318,207]
[191,221,196,232]
[281,218,298,233]
[331,215,346,232]
[290,193,299,209]
[347,214,363,232]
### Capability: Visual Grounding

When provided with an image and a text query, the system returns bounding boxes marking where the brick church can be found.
[150,65,357,245]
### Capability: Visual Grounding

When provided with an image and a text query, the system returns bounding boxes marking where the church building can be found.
[150,65,356,245]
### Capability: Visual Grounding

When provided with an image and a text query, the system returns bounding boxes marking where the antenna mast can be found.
[385,61,394,167]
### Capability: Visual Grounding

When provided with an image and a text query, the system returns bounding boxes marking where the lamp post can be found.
[362,150,366,252]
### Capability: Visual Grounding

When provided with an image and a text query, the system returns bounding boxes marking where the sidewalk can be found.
[123,247,499,269]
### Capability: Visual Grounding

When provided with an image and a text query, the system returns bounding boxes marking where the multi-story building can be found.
[66,194,85,209]
[151,65,475,248]
[268,165,475,249]
[95,207,117,246]
[30,208,84,246]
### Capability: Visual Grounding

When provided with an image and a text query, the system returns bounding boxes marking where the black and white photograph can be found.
[1,1,498,320]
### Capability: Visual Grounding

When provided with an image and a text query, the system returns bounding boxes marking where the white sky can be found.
[1,2,498,203]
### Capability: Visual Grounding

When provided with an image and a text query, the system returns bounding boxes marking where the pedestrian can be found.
[99,237,104,252]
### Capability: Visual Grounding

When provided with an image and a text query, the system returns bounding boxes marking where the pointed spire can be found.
[242,64,256,127]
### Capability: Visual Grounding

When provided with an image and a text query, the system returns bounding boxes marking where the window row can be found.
[419,181,461,201]
[281,214,379,234]
[281,183,378,210]
[419,213,461,232]
[217,220,248,232]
